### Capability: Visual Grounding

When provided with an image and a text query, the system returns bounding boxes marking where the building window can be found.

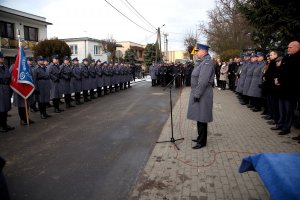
[69,45,78,55]
[24,26,38,41]
[0,21,14,39]
[94,45,101,55]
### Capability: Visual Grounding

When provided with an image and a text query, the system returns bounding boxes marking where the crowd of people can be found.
[0,52,136,132]
[215,41,300,142]
[149,62,194,88]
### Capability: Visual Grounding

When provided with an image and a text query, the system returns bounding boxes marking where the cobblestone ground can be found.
[130,87,300,200]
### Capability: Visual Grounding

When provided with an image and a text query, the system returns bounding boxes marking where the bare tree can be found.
[100,35,122,63]
[184,30,198,59]
[199,0,254,55]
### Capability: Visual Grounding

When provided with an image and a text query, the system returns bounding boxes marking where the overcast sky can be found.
[1,0,215,51]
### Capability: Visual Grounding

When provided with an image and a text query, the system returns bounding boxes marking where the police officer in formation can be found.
[34,56,51,119]
[71,57,82,105]
[150,62,193,88]
[60,56,74,108]
[12,58,35,125]
[89,59,97,99]
[0,53,135,131]
[48,55,64,113]
[0,52,14,132]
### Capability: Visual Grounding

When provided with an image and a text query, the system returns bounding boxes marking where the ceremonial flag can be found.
[10,47,35,99]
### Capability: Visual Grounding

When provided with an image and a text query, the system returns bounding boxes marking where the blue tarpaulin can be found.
[239,153,300,200]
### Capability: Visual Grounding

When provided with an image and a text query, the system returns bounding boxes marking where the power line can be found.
[139,32,157,43]
[124,0,157,30]
[104,0,155,33]
[119,0,155,31]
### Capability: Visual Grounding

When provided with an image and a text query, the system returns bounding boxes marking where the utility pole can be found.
[163,33,169,62]
[155,24,165,63]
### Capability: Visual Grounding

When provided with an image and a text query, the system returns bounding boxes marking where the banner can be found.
[10,47,35,99]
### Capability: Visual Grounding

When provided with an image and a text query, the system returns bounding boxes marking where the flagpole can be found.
[17,29,30,126]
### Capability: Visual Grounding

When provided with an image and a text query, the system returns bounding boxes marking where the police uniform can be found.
[89,59,97,99]
[71,57,82,104]
[48,55,64,112]
[95,60,104,97]
[34,56,51,119]
[187,44,215,149]
[81,58,90,101]
[0,52,14,132]
[60,56,74,108]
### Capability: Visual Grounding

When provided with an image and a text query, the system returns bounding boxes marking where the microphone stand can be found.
[156,69,184,150]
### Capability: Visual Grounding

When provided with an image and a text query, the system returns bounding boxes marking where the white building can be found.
[62,37,108,62]
[0,5,52,66]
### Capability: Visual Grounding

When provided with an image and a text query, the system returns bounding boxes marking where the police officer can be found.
[95,60,103,97]
[28,57,39,112]
[81,58,90,102]
[114,63,120,92]
[187,44,215,149]
[71,57,82,105]
[243,53,257,108]
[247,52,265,112]
[149,63,157,86]
[185,62,193,86]
[13,58,35,125]
[48,55,64,113]
[89,59,97,99]
[236,53,251,104]
[60,56,74,108]
[0,52,14,132]
[102,62,110,94]
[108,63,114,93]
[34,56,51,119]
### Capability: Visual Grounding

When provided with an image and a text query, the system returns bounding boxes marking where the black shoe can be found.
[252,108,261,112]
[278,130,290,135]
[30,108,39,112]
[261,112,268,115]
[271,126,282,130]
[263,116,272,120]
[247,105,254,108]
[76,101,83,105]
[21,120,34,125]
[292,135,300,140]
[192,139,199,143]
[0,125,15,132]
[45,113,51,118]
[267,120,276,125]
[192,143,205,149]
[40,114,47,119]
[54,109,61,113]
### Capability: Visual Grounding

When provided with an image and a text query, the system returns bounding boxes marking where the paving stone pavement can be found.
[130,87,300,200]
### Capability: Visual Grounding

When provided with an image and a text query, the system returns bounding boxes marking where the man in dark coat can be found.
[71,57,82,104]
[60,56,74,108]
[185,62,193,86]
[34,56,51,119]
[228,58,237,90]
[0,52,14,132]
[187,44,215,149]
[273,41,300,135]
[48,55,64,113]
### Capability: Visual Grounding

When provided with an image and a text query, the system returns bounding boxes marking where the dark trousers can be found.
[221,80,226,90]
[270,94,280,123]
[38,102,47,115]
[278,98,295,131]
[52,98,61,110]
[251,97,262,110]
[64,94,72,107]
[151,79,156,86]
[197,122,207,146]
[75,92,81,101]
[0,112,8,128]
[18,107,27,122]
[0,172,10,200]
[89,89,95,98]
[83,90,89,100]
[97,87,102,96]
